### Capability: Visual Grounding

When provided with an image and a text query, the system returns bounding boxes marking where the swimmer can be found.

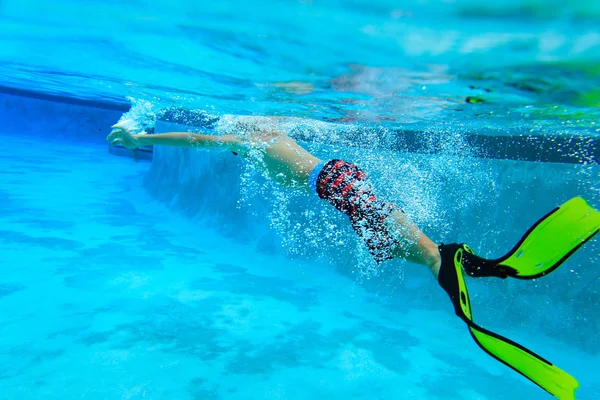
[107,118,598,399]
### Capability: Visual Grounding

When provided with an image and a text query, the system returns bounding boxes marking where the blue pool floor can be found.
[0,133,598,400]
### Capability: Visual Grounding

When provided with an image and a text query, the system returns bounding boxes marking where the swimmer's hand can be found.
[107,120,144,149]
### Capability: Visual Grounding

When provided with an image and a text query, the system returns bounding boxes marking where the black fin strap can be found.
[462,248,515,279]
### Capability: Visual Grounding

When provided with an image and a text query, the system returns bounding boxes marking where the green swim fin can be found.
[462,197,600,279]
[438,244,579,399]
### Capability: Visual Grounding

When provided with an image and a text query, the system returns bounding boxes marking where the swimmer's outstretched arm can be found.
[138,132,240,150]
[107,122,242,153]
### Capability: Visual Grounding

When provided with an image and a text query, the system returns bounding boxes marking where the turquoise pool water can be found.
[1,1,599,399]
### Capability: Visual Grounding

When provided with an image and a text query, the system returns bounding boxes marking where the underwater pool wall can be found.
[0,89,127,144]
[148,119,599,264]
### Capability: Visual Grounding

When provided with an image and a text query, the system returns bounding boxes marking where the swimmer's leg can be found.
[385,210,442,276]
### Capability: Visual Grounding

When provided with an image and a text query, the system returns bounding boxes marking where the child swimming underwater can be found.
[108,118,599,400]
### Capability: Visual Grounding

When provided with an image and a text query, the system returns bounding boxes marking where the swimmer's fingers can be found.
[107,126,136,140]
[110,123,126,130]
[111,119,137,132]
[110,138,124,147]
[106,128,124,142]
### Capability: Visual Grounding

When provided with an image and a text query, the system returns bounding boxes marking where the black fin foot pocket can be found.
[462,248,517,279]
[440,243,516,279]
[437,243,471,320]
